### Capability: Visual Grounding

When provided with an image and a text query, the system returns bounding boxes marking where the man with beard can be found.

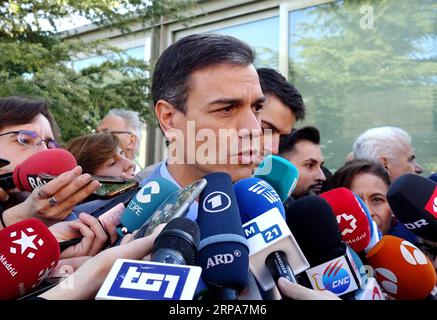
[278,126,326,199]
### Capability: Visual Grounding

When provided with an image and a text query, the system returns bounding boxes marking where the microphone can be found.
[253,154,299,202]
[353,194,382,252]
[0,149,77,192]
[116,178,178,237]
[234,177,309,293]
[366,235,437,300]
[387,173,437,242]
[285,196,362,298]
[320,188,371,253]
[96,217,202,300]
[0,219,60,299]
[347,246,385,300]
[196,172,249,300]
[151,217,200,265]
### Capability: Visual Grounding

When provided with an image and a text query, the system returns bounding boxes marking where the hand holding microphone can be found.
[277,277,340,300]
[49,212,112,259]
[2,166,100,227]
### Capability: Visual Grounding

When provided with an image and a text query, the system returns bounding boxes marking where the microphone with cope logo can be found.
[253,155,299,202]
[387,173,437,242]
[0,219,60,299]
[0,149,77,191]
[96,218,202,300]
[196,172,249,300]
[365,235,437,300]
[234,177,310,294]
[116,178,178,237]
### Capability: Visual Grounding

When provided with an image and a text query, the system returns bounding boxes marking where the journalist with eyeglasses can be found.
[0,96,101,229]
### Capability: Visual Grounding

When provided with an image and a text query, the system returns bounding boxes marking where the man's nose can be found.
[413,161,423,175]
[237,107,262,137]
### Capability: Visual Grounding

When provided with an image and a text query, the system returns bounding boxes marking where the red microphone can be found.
[0,219,60,299]
[0,149,77,192]
[366,235,437,300]
[320,187,371,252]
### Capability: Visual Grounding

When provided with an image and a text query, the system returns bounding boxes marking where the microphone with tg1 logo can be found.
[234,177,309,293]
[0,149,77,191]
[116,178,178,237]
[253,154,299,202]
[96,217,202,300]
[196,172,249,300]
[387,173,437,242]
[285,196,362,298]
[0,219,60,299]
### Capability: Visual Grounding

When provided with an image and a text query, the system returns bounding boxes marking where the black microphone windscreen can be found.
[153,217,200,265]
[387,173,437,241]
[285,195,346,266]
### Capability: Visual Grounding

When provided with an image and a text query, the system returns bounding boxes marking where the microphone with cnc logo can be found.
[387,173,437,242]
[0,149,77,191]
[234,177,309,294]
[0,219,60,299]
[253,155,299,202]
[285,196,362,298]
[196,172,249,300]
[116,178,178,237]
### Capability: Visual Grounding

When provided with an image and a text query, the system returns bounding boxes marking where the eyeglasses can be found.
[96,128,133,136]
[0,130,59,149]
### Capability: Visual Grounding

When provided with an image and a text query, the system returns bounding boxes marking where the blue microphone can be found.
[196,172,249,300]
[234,177,309,294]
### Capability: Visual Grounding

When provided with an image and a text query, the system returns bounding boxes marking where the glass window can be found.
[72,45,145,71]
[211,16,280,69]
[289,0,436,175]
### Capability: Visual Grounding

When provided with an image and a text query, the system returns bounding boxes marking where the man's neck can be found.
[167,163,205,188]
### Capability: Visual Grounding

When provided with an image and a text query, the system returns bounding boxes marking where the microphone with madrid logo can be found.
[387,173,437,242]
[320,188,371,253]
[365,235,437,300]
[0,219,60,299]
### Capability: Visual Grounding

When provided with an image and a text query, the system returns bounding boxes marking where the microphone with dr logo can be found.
[116,178,178,237]
[234,177,309,295]
[196,172,249,300]
[387,173,437,242]
[96,217,202,300]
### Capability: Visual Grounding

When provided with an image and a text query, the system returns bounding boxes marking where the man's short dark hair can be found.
[278,126,320,155]
[257,68,305,121]
[152,34,255,113]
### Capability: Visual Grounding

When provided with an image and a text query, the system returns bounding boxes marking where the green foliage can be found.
[0,0,196,143]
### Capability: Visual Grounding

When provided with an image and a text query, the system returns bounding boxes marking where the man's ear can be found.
[155,100,181,141]
[380,156,390,171]
[128,133,137,150]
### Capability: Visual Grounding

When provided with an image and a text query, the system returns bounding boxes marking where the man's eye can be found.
[252,105,263,113]
[220,106,234,113]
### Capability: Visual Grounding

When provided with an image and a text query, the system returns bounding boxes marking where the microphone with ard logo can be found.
[234,177,310,294]
[116,178,178,237]
[96,217,202,300]
[0,219,60,299]
[387,173,437,242]
[286,196,362,298]
[366,235,437,300]
[196,172,249,300]
[253,155,299,203]
[320,188,371,253]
